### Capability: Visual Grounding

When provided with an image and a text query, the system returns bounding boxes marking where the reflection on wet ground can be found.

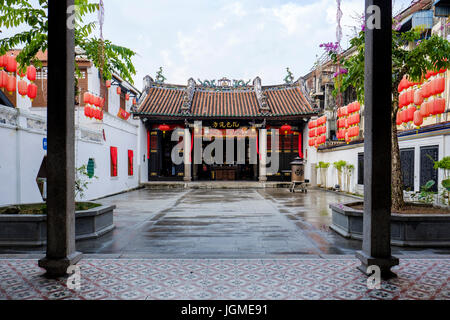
[2,188,450,256]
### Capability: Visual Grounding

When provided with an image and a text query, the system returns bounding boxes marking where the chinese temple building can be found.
[134,76,317,182]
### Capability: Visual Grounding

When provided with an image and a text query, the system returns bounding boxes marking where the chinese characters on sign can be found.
[211,121,241,129]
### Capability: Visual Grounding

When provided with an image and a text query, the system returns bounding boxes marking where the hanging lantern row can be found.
[0,55,38,101]
[336,102,361,143]
[84,105,104,121]
[83,92,105,121]
[0,70,38,100]
[397,69,447,129]
[308,116,327,148]
[337,101,361,144]
[0,54,37,81]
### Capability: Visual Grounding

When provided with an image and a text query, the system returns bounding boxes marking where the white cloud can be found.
[224,2,247,18]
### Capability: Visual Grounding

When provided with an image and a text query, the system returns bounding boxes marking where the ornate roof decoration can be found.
[181,78,196,114]
[284,67,295,84]
[155,67,167,84]
[136,77,315,119]
[253,77,270,114]
[197,77,251,89]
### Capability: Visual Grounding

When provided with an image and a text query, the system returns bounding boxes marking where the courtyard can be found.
[2,188,449,257]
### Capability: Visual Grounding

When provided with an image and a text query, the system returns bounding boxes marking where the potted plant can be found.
[343,164,355,193]
[0,165,115,246]
[333,160,347,190]
[316,162,330,188]
[433,156,450,206]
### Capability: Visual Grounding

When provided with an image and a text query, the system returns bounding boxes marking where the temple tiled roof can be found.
[136,78,315,119]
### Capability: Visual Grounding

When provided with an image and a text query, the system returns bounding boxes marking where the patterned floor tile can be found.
[0,258,448,300]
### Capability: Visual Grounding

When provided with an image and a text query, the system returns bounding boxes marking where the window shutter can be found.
[110,146,118,176]
[128,150,134,176]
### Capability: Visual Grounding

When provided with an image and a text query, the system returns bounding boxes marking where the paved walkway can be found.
[2,188,449,256]
[1,257,449,300]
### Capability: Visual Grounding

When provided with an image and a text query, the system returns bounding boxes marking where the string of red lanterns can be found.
[83,91,105,121]
[308,116,327,148]
[337,101,360,144]
[397,69,447,129]
[0,54,38,100]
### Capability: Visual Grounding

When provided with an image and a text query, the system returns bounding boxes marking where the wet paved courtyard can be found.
[1,188,450,300]
[2,188,449,257]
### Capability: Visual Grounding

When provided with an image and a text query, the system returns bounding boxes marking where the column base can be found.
[259,176,267,182]
[356,251,399,280]
[183,177,192,182]
[39,251,83,278]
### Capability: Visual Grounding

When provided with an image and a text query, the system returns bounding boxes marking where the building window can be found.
[128,150,134,176]
[110,146,118,177]
[400,148,415,191]
[357,153,364,185]
[420,145,439,192]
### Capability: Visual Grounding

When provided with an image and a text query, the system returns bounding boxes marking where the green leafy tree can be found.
[327,23,450,210]
[0,0,136,84]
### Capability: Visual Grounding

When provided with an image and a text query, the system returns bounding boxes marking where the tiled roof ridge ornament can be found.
[253,77,270,114]
[297,76,316,109]
[284,67,295,85]
[181,78,196,114]
[143,75,154,93]
[197,77,252,90]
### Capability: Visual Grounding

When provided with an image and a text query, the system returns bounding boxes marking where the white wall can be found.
[0,104,139,206]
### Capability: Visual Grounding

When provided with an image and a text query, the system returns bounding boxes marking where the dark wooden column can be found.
[356,0,398,279]
[39,0,82,277]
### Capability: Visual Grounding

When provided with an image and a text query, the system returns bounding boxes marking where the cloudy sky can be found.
[3,0,413,88]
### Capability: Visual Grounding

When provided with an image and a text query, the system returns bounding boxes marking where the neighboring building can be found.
[134,76,315,182]
[303,0,450,197]
[0,50,141,206]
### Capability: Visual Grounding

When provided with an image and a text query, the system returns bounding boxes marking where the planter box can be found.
[0,205,116,247]
[330,202,450,247]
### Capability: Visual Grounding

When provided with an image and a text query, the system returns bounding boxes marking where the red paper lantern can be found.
[27,83,37,101]
[0,70,7,88]
[94,95,101,107]
[27,65,36,82]
[17,67,26,78]
[6,75,16,93]
[406,106,416,122]
[0,55,5,69]
[116,86,121,95]
[413,110,423,127]
[133,98,137,105]
[435,77,445,95]
[125,93,130,101]
[309,128,316,138]
[281,124,292,135]
[434,98,446,115]
[18,80,27,97]
[84,105,90,118]
[6,55,17,73]
[396,112,402,126]
[83,92,91,105]
[414,89,423,106]
[159,124,170,133]
[106,80,111,88]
